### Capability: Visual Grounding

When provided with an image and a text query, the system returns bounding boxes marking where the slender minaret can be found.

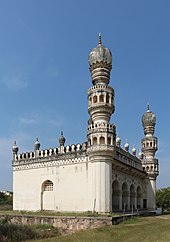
[12,141,19,161]
[141,103,159,210]
[87,34,116,213]
[59,131,66,153]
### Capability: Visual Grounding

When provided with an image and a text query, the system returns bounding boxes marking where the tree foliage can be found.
[0,192,13,205]
[156,187,170,209]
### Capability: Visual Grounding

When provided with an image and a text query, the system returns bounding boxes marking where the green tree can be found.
[156,187,170,209]
[0,192,13,205]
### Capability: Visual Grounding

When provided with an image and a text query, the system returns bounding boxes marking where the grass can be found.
[0,209,118,217]
[32,214,170,242]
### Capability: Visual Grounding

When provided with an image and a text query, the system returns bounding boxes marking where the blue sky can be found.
[0,0,169,190]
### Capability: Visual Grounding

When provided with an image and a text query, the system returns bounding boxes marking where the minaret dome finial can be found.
[98,33,102,45]
[147,102,150,112]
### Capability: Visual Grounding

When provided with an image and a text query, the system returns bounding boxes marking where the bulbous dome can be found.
[88,34,112,66]
[59,131,65,146]
[34,138,40,150]
[88,34,112,85]
[138,151,143,159]
[116,135,121,147]
[132,146,136,156]
[142,104,156,127]
[124,139,129,151]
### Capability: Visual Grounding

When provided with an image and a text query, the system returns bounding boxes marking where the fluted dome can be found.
[142,104,156,127]
[142,104,156,136]
[88,34,112,66]
[88,34,112,85]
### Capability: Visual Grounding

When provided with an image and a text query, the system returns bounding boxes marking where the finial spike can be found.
[98,33,102,45]
[61,131,63,136]
[147,102,150,111]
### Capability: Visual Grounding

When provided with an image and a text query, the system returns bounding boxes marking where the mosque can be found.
[12,35,159,213]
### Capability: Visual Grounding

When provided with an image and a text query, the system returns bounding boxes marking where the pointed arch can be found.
[122,182,128,211]
[130,184,136,209]
[41,180,55,210]
[137,186,142,209]
[99,136,105,145]
[112,180,120,211]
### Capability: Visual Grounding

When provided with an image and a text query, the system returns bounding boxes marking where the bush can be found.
[0,224,38,242]
[0,223,59,241]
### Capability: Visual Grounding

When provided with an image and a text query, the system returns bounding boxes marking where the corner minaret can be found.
[87,34,116,213]
[141,103,159,210]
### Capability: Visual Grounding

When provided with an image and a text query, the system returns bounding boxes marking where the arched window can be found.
[43,180,53,191]
[99,94,104,102]
[89,97,92,105]
[93,137,97,146]
[106,94,110,103]
[93,95,97,103]
[100,136,105,144]
[107,137,111,145]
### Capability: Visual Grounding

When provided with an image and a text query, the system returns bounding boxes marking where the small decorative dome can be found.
[116,135,121,147]
[124,139,129,152]
[88,33,112,66]
[34,138,40,151]
[138,151,143,159]
[88,34,112,85]
[142,103,156,127]
[59,131,66,146]
[12,141,18,154]
[132,146,136,156]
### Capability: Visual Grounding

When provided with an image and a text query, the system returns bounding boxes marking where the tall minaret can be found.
[87,34,116,213]
[141,104,159,210]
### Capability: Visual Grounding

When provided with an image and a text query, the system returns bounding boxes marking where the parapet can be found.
[13,142,87,163]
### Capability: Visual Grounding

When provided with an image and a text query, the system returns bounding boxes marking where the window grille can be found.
[43,180,53,191]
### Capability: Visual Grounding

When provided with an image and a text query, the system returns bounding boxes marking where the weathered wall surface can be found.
[13,157,94,212]
[0,215,113,234]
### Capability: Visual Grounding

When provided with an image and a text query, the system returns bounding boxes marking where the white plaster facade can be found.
[12,35,159,213]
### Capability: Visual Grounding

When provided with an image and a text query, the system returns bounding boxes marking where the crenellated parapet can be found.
[13,142,87,164]
[115,146,143,171]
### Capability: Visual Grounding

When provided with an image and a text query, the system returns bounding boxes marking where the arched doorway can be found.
[122,182,128,211]
[112,180,120,211]
[41,180,55,210]
[137,186,142,209]
[143,191,147,209]
[130,184,136,210]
